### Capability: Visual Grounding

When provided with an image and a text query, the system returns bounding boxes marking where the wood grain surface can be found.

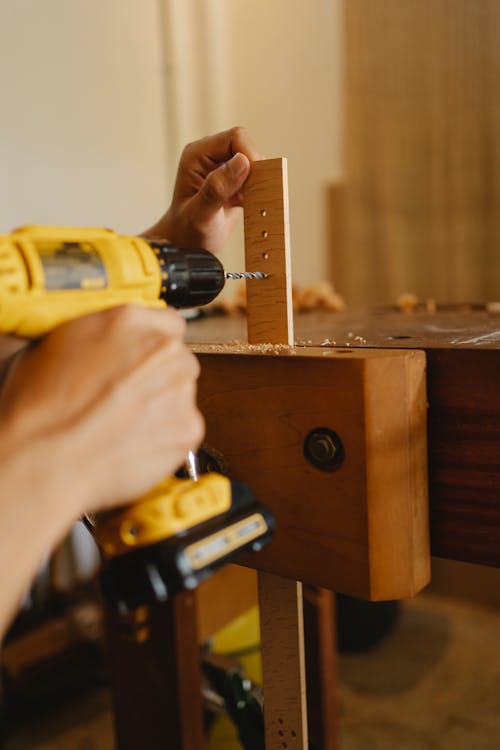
[244,158,307,750]
[303,586,338,750]
[195,345,430,600]
[188,306,500,349]
[427,349,500,566]
[105,593,204,750]
[243,157,294,345]
[258,574,308,750]
[188,308,500,569]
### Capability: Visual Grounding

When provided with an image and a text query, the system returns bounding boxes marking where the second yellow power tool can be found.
[0,225,274,611]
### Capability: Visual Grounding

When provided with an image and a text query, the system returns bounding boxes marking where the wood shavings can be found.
[208,280,346,315]
[396,292,419,313]
[193,341,295,355]
[487,302,500,314]
[293,281,346,312]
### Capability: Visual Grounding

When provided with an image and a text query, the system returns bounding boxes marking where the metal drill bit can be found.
[225,272,268,280]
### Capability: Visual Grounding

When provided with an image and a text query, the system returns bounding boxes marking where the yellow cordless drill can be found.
[0,225,273,612]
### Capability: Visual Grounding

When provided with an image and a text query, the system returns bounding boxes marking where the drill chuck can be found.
[149,241,226,308]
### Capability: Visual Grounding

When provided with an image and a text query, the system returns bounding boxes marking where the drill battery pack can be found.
[98,480,274,612]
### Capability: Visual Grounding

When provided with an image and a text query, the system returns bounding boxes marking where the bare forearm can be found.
[0,306,202,638]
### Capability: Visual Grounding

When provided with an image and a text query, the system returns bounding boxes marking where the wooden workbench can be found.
[105,306,499,749]
[187,305,500,569]
[105,157,499,749]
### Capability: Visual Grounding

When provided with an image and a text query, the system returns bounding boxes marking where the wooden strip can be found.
[258,573,308,750]
[243,157,294,346]
[243,158,307,748]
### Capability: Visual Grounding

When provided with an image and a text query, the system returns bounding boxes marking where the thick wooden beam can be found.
[195,346,430,600]
[426,349,500,565]
[188,307,500,568]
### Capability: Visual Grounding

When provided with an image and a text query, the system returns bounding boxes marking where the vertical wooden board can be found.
[259,573,308,750]
[243,158,294,345]
[244,158,306,749]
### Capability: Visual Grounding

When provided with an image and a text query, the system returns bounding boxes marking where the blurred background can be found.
[2,0,498,307]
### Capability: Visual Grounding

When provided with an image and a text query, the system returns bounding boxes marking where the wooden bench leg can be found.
[304,587,338,750]
[105,593,205,750]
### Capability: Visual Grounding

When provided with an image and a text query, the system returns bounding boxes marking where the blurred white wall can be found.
[163,0,344,284]
[0,0,169,234]
[0,1,343,283]
[7,3,489,304]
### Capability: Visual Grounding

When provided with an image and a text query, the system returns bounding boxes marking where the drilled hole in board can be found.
[278,730,284,737]
[291,730,297,737]
[262,230,268,238]
[262,252,270,260]
[278,718,284,725]
[260,209,267,216]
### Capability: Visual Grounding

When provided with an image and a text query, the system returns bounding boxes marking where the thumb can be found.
[196,152,250,214]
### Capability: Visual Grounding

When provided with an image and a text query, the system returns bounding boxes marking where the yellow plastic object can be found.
[208,606,262,750]
[0,225,164,337]
[211,605,262,684]
[90,473,232,557]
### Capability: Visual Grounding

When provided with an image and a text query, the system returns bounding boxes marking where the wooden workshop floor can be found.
[4,591,500,750]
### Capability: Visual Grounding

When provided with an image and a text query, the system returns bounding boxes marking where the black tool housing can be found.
[149,241,226,308]
[99,480,275,612]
